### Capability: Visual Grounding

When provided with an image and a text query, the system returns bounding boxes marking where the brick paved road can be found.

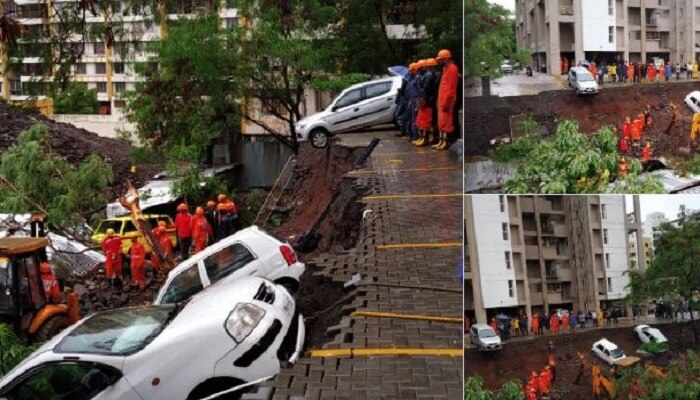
[248,130,463,400]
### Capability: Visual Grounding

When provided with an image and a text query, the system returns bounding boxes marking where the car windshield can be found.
[610,348,624,359]
[55,305,177,356]
[479,329,497,338]
[95,220,122,235]
[578,73,594,82]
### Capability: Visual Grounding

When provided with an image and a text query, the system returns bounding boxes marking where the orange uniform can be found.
[40,262,60,303]
[191,211,212,254]
[642,145,653,161]
[622,121,632,139]
[631,119,642,141]
[562,314,569,331]
[129,241,146,289]
[437,61,458,134]
[550,314,559,333]
[531,315,539,335]
[101,234,123,279]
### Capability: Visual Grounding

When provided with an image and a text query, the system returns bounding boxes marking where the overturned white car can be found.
[634,324,668,344]
[0,276,305,400]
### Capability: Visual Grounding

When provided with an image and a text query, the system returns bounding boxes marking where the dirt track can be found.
[465,321,700,399]
[465,82,700,158]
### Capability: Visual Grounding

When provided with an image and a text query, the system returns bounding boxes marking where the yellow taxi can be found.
[91,214,177,254]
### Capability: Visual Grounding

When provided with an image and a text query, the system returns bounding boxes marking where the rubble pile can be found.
[73,275,159,315]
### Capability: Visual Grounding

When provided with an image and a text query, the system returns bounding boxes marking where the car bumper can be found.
[479,343,503,351]
[577,88,598,95]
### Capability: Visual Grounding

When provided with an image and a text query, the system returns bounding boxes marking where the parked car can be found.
[469,323,503,352]
[553,308,570,320]
[92,214,177,254]
[0,276,305,400]
[155,226,305,303]
[685,91,700,113]
[500,61,513,74]
[568,67,599,96]
[634,325,668,344]
[652,57,665,72]
[591,338,627,366]
[295,75,403,149]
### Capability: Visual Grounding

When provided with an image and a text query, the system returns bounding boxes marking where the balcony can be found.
[526,245,540,259]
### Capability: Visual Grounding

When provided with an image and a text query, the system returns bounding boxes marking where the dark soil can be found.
[466,82,700,158]
[0,103,159,198]
[466,321,700,399]
[295,269,349,350]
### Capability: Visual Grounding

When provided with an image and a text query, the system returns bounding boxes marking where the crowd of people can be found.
[564,57,700,85]
[394,48,460,150]
[100,193,241,289]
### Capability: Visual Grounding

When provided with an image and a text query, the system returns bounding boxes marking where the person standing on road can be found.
[640,63,647,83]
[598,309,605,327]
[665,62,672,82]
[434,49,458,151]
[413,59,436,147]
[521,314,528,336]
[175,203,193,261]
[101,228,123,287]
[606,308,612,325]
[569,312,578,332]
[531,314,539,336]
[561,313,569,333]
[128,237,146,291]
[512,316,520,337]
[550,313,559,334]
[609,64,617,83]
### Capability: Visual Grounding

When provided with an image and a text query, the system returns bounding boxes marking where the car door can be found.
[356,80,396,126]
[470,327,478,344]
[0,361,137,400]
[157,262,204,304]
[324,87,366,133]
[201,242,260,287]
[594,343,604,360]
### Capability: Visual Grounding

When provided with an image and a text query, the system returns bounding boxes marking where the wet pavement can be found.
[248,131,463,399]
[466,72,566,97]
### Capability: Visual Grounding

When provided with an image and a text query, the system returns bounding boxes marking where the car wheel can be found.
[275,278,299,295]
[187,378,246,400]
[309,129,330,149]
[35,315,70,342]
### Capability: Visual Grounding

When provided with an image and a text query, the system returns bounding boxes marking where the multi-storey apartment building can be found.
[515,0,700,75]
[464,195,645,324]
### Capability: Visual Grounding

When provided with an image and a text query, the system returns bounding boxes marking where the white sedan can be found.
[685,91,700,113]
[634,324,668,344]
[500,62,513,74]
[591,338,627,366]
[0,277,305,400]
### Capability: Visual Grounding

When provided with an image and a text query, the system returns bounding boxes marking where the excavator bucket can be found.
[691,113,700,143]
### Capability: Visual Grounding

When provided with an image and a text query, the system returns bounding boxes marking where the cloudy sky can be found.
[489,0,515,12]
[626,195,700,222]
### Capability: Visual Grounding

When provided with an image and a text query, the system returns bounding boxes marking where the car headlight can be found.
[296,124,306,131]
[225,303,266,343]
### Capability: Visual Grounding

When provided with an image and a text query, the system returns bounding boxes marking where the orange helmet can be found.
[436,49,452,60]
[158,220,167,229]
[40,262,51,274]
[217,194,227,202]
[207,200,216,208]
[177,203,188,212]
[196,206,204,215]
[408,63,418,72]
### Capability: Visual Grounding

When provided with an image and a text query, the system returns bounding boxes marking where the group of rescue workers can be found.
[394,49,460,150]
[562,57,700,84]
[100,193,240,289]
[617,106,657,177]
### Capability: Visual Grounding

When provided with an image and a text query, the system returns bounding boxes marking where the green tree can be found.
[501,120,664,194]
[0,124,114,229]
[464,0,528,78]
[465,376,525,400]
[0,324,37,375]
[53,82,99,114]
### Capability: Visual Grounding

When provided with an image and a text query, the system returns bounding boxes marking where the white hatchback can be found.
[568,67,599,96]
[634,324,668,344]
[155,226,305,304]
[295,75,403,149]
[591,338,627,366]
[0,276,305,400]
[685,91,700,113]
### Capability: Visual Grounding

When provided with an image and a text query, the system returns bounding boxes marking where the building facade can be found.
[464,195,645,324]
[515,0,700,75]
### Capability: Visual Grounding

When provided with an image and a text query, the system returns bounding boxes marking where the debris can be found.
[343,273,362,289]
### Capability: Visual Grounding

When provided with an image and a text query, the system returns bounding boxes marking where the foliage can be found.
[0,324,38,375]
[492,115,540,162]
[311,73,371,92]
[464,0,528,78]
[171,166,227,206]
[0,124,114,228]
[53,82,99,114]
[501,119,663,194]
[465,376,525,400]
[615,351,700,400]
[639,341,669,354]
[670,154,700,177]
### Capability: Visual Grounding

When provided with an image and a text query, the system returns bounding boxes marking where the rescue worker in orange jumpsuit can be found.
[191,206,212,254]
[589,62,598,80]
[101,228,123,286]
[642,141,653,161]
[39,262,61,304]
[550,313,559,334]
[539,367,551,395]
[619,157,629,178]
[627,63,635,84]
[129,237,146,290]
[434,49,459,150]
[174,203,193,261]
[531,314,539,336]
[528,371,540,398]
[647,63,656,82]
[490,316,498,333]
[413,59,438,147]
[151,221,173,277]
[561,313,569,333]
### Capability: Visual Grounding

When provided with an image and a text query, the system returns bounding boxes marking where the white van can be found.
[568,67,599,96]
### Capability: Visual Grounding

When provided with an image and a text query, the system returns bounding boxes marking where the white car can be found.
[155,226,305,305]
[568,67,599,95]
[591,338,627,366]
[634,325,668,344]
[500,61,513,74]
[469,324,503,352]
[0,276,305,400]
[685,91,700,113]
[295,75,403,149]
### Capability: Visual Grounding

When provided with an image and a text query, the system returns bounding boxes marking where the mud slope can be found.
[466,82,700,157]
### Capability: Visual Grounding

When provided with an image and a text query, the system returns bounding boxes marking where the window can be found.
[75,63,86,74]
[94,42,105,55]
[646,31,661,41]
[502,223,509,240]
[114,82,126,93]
[603,229,609,245]
[605,253,610,269]
[123,220,136,234]
[608,0,613,15]
[499,195,505,212]
[601,204,607,219]
[113,62,125,74]
[608,278,612,292]
[96,82,106,93]
[609,26,614,43]
[203,243,256,285]
[364,82,392,99]
[334,88,363,109]
[508,280,514,297]
[3,361,120,399]
[505,251,511,269]
[160,264,203,303]
[95,63,106,74]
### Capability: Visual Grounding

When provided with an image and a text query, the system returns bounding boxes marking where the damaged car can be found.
[0,276,305,400]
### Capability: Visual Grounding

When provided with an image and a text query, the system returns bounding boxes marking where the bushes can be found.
[0,324,37,375]
[465,376,524,400]
[639,341,669,354]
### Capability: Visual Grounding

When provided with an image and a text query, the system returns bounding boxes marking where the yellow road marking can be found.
[362,193,463,200]
[351,311,462,324]
[376,242,462,250]
[373,151,430,156]
[308,348,463,358]
[387,159,404,164]
[350,166,459,175]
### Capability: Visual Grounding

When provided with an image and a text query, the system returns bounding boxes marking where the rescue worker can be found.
[618,157,629,178]
[128,237,146,290]
[640,63,647,83]
[525,384,537,400]
[191,206,212,254]
[205,200,218,243]
[589,61,598,81]
[647,63,656,82]
[528,371,540,398]
[619,124,629,154]
[561,312,569,333]
[548,351,557,382]
[627,62,635,84]
[434,49,458,150]
[216,195,239,240]
[531,314,539,336]
[489,316,498,333]
[538,369,550,395]
[101,228,123,287]
[693,61,699,79]
[413,59,437,147]
[574,351,586,384]
[406,63,420,142]
[642,141,653,162]
[151,220,173,277]
[174,203,193,261]
[550,313,559,334]
[39,262,61,304]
